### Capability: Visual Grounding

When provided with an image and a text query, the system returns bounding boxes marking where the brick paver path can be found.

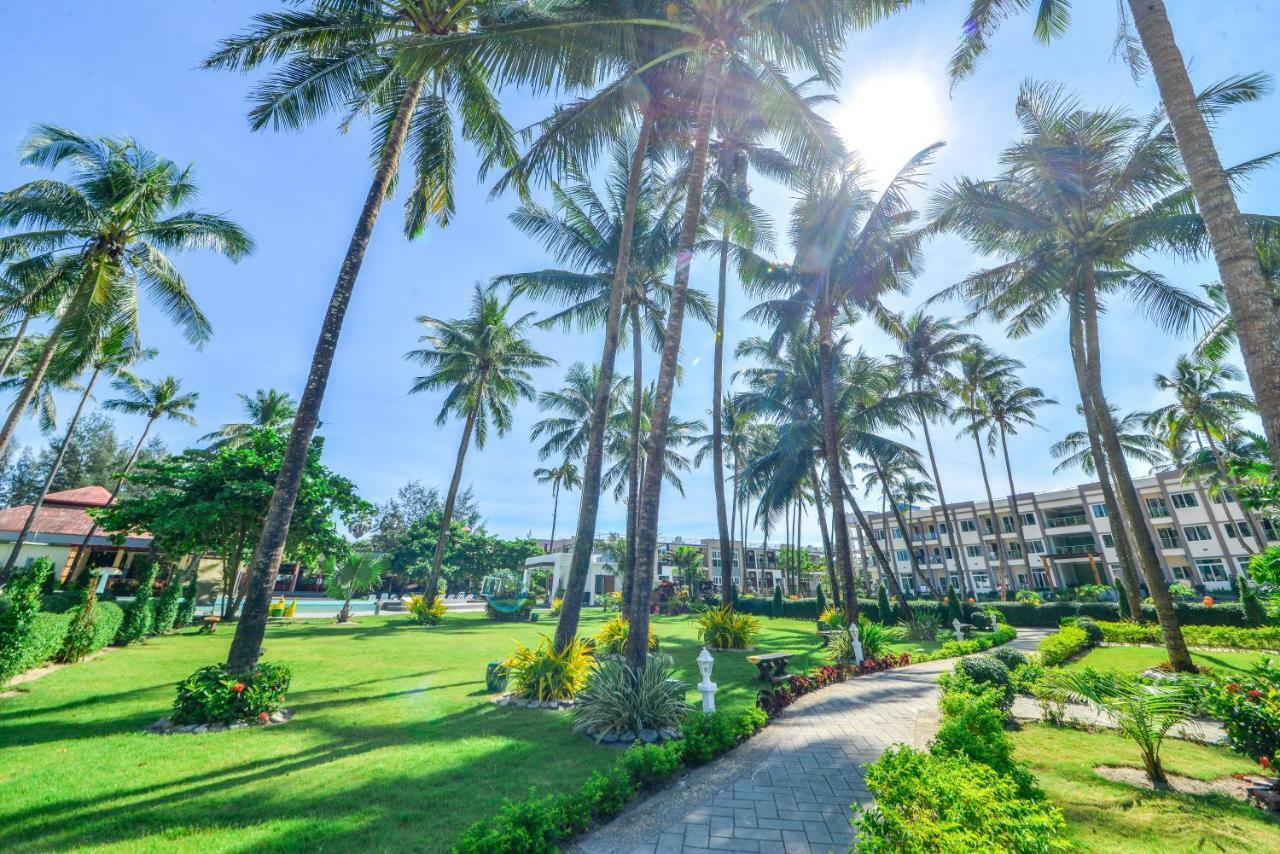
[573,628,1053,854]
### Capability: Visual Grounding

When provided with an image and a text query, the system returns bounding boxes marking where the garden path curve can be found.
[571,628,1053,854]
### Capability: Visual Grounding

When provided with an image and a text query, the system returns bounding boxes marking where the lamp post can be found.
[697,647,718,712]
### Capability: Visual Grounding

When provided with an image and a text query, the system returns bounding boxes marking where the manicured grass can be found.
[0,609,828,852]
[1065,645,1267,679]
[1012,724,1279,852]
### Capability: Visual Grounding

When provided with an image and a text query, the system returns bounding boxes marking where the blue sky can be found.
[2,1,1278,547]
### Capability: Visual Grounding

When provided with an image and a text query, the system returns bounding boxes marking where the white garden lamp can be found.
[697,647,718,712]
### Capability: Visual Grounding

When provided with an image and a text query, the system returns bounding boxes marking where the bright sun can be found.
[831,71,947,182]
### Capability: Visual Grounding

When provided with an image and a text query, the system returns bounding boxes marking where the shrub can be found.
[877,583,894,627]
[573,653,687,739]
[115,564,158,645]
[452,792,574,854]
[1075,617,1104,647]
[815,583,827,618]
[578,767,637,819]
[503,635,591,702]
[408,594,446,625]
[152,575,182,635]
[681,710,741,765]
[1204,657,1280,761]
[596,591,622,612]
[1116,578,1132,620]
[172,662,292,725]
[1093,620,1280,651]
[549,596,564,617]
[950,655,1014,711]
[899,612,940,642]
[695,606,759,649]
[1015,589,1041,605]
[818,605,845,628]
[934,683,1038,797]
[176,572,199,627]
[619,740,685,789]
[991,646,1029,671]
[0,558,54,684]
[853,746,1067,853]
[1237,574,1267,627]
[945,586,963,624]
[771,584,783,618]
[1074,583,1112,602]
[1038,625,1090,667]
[57,585,100,664]
[592,615,657,656]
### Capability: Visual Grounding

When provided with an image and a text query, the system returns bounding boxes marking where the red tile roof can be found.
[0,485,149,540]
[44,485,114,507]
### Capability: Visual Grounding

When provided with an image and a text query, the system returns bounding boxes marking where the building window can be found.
[1008,542,1023,558]
[895,550,910,563]
[1002,516,1015,533]
[1196,558,1229,583]
[1171,565,1191,582]
[1157,527,1179,549]
[943,547,953,560]
[1237,556,1252,576]
[938,522,949,534]
[972,572,989,588]
[1026,539,1045,554]
[1266,519,1279,542]
[1184,525,1212,542]
[874,529,884,541]
[1146,497,1170,517]
[965,545,983,558]
[1171,492,1199,509]
[1020,512,1036,526]
[892,527,902,540]
[1091,503,1108,518]
[1225,521,1253,540]
[1102,533,1115,548]
[1211,488,1236,504]
[960,519,977,532]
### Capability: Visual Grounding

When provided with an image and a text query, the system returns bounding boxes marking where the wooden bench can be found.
[746,652,794,683]
[954,622,975,638]
[817,630,840,647]
[1247,784,1280,812]
[197,615,222,634]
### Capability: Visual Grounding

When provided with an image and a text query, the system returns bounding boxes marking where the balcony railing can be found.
[1051,544,1095,556]
[1044,514,1088,528]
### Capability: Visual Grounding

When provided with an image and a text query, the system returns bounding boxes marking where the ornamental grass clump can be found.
[899,612,941,643]
[696,606,759,650]
[573,653,688,741]
[407,594,446,625]
[593,615,657,656]
[503,635,591,702]
[172,662,292,725]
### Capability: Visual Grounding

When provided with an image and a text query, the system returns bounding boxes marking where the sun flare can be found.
[832,71,947,181]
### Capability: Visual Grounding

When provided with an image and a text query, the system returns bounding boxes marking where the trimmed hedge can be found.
[1,603,125,680]
[970,600,1249,628]
[1037,625,1091,667]
[1095,620,1280,651]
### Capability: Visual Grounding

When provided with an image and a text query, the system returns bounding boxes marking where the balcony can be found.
[1051,544,1095,556]
[1044,514,1088,529]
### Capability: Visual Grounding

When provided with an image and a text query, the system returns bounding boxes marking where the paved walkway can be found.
[573,629,1053,854]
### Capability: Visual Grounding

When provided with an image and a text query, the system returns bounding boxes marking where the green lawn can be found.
[1013,724,1279,852]
[1065,645,1267,679]
[0,609,831,852]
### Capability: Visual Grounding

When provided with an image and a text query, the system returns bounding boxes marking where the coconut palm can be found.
[0,335,82,440]
[931,83,1261,671]
[406,284,554,606]
[696,393,758,594]
[208,0,584,672]
[201,389,296,449]
[534,460,581,553]
[64,374,199,584]
[531,363,628,465]
[886,311,978,596]
[949,0,1280,474]
[0,324,153,581]
[0,126,249,465]
[326,552,387,624]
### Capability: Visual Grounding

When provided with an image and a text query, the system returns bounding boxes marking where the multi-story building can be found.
[859,469,1268,595]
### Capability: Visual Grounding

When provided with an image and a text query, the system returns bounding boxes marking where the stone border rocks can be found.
[143,708,294,734]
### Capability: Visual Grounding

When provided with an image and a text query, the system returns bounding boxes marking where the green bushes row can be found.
[1093,620,1280,651]
[452,707,769,853]
[734,595,822,620]
[909,624,1018,664]
[3,603,129,681]
[1037,624,1094,667]
[974,600,1250,627]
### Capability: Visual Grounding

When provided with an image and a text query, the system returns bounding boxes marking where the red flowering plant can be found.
[173,662,292,725]
[1204,657,1280,763]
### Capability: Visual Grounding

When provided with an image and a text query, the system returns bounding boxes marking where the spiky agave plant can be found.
[573,653,688,741]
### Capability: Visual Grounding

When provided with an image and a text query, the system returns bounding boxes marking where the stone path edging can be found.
[570,629,1053,854]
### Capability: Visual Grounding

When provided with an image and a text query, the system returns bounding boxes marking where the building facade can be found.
[859,469,1268,595]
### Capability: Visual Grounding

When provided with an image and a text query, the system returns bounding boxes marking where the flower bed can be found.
[757,654,913,716]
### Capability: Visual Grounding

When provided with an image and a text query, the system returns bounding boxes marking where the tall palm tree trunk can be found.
[712,226,734,598]
[814,311,860,619]
[627,53,726,669]
[1078,273,1194,672]
[997,426,1035,586]
[554,108,656,652]
[810,463,839,603]
[0,300,79,463]
[872,454,932,598]
[969,417,1013,597]
[548,479,561,555]
[841,480,912,618]
[1129,0,1280,475]
[1,365,100,582]
[424,406,478,605]
[225,76,425,673]
[64,416,156,586]
[0,311,31,380]
[919,415,973,597]
[621,304,644,619]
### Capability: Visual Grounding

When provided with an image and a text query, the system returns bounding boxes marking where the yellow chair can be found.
[268,597,286,618]
[284,599,298,618]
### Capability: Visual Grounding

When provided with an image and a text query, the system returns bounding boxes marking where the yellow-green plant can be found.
[594,615,657,656]
[819,606,846,627]
[550,596,564,617]
[696,606,760,650]
[503,635,591,701]
[407,594,446,626]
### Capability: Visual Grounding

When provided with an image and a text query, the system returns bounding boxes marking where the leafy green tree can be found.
[669,544,704,595]
[0,126,250,464]
[367,481,481,553]
[406,284,553,606]
[200,389,293,450]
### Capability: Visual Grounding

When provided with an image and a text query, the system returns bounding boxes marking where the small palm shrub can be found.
[503,635,591,701]
[172,662,292,725]
[597,591,622,612]
[573,653,688,740]
[828,615,899,665]
[593,615,657,656]
[408,594,446,625]
[696,606,759,650]
[899,613,940,643]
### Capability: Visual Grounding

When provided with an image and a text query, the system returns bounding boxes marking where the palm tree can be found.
[0,126,250,464]
[208,0,577,673]
[887,312,978,596]
[64,374,199,585]
[327,552,387,624]
[201,389,296,449]
[931,83,1247,671]
[531,363,628,466]
[972,372,1056,588]
[406,284,554,606]
[534,461,581,554]
[0,324,152,581]
[949,0,1280,476]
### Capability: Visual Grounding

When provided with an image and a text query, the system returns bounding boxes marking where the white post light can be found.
[848,621,864,666]
[697,647,717,712]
